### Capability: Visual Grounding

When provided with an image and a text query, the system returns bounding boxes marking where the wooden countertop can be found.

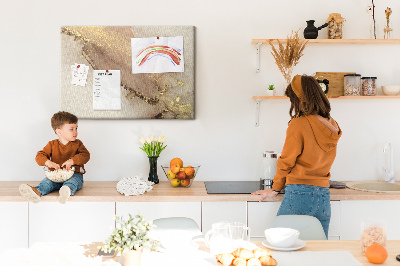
[2,181,400,202]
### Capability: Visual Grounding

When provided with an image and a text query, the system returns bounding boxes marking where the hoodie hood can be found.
[305,115,342,152]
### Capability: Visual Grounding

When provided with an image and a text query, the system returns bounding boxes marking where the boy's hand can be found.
[45,160,60,170]
[61,159,74,171]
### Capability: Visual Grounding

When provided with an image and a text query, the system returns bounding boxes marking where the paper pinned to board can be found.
[71,64,89,86]
[93,70,121,110]
[131,36,184,74]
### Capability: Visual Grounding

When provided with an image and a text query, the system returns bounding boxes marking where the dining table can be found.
[2,240,400,265]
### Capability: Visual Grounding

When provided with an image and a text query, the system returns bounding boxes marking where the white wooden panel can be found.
[116,202,201,230]
[340,200,400,240]
[247,202,281,237]
[29,202,115,246]
[202,201,247,233]
[0,202,28,251]
[328,201,340,237]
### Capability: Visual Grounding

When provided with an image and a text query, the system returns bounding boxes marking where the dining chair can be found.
[152,217,203,238]
[269,215,327,240]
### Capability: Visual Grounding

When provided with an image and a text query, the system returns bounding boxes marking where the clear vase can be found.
[148,156,159,184]
[370,19,379,39]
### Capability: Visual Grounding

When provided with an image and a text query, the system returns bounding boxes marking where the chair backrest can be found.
[152,217,202,237]
[269,215,327,240]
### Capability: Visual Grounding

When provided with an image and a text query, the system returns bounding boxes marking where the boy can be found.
[19,111,90,204]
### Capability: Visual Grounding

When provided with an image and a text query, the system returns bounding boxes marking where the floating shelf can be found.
[252,38,400,72]
[251,39,400,45]
[253,95,400,126]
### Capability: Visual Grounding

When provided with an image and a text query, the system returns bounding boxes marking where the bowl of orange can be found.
[161,158,200,188]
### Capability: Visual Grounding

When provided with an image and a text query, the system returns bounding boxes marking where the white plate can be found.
[262,239,306,251]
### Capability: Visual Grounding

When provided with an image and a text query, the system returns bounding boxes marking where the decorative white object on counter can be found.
[45,167,75,183]
[116,175,154,196]
[381,85,400,96]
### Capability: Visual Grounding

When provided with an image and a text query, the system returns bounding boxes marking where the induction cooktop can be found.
[204,181,264,194]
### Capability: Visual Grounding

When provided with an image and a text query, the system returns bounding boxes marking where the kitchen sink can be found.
[346,181,400,193]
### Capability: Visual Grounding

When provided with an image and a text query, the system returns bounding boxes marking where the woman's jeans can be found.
[35,173,84,196]
[277,184,331,239]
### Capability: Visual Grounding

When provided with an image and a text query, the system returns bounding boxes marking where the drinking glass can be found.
[229,222,251,249]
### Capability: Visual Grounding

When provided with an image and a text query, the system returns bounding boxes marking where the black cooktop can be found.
[204,181,264,194]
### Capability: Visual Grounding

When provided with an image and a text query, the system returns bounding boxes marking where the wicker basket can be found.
[45,167,75,183]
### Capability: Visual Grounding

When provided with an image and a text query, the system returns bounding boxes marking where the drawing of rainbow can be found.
[136,45,182,67]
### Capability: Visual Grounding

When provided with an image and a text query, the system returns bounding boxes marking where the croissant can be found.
[252,248,271,259]
[232,248,254,260]
[247,258,262,266]
[259,255,277,266]
[232,257,246,266]
[216,253,235,266]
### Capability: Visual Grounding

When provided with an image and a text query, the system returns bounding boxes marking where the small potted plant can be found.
[101,214,159,266]
[267,84,276,96]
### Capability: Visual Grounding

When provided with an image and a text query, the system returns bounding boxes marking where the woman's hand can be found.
[251,188,279,202]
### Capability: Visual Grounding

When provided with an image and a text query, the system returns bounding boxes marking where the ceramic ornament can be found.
[116,175,154,196]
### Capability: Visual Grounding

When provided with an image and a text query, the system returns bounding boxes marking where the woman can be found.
[252,75,342,238]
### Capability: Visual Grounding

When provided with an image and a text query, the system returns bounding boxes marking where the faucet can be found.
[383,142,395,183]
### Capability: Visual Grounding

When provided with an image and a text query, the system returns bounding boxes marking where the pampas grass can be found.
[269,30,308,86]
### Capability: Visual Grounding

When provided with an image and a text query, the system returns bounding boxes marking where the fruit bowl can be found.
[161,164,200,188]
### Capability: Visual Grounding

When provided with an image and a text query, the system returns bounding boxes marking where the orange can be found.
[365,244,388,264]
[170,158,183,168]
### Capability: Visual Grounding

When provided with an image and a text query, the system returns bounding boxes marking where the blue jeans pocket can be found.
[321,192,331,219]
[289,190,315,215]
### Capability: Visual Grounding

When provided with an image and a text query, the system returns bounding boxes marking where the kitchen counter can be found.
[2,181,400,202]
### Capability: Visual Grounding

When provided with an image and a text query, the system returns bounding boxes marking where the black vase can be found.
[148,156,159,184]
[303,20,328,39]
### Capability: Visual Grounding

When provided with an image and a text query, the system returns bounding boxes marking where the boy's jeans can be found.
[276,184,331,239]
[36,173,84,196]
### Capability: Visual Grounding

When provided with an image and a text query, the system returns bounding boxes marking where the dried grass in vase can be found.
[269,30,308,87]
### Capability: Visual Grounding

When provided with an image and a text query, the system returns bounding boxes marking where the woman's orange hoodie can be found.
[272,115,342,191]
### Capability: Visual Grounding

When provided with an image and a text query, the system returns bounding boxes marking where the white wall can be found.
[1,0,400,183]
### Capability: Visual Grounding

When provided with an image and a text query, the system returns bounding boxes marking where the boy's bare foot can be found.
[58,186,71,204]
[19,184,41,203]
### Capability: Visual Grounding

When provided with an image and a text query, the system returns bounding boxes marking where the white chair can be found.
[269,215,327,240]
[152,217,204,248]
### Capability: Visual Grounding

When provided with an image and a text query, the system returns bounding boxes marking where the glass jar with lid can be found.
[344,74,361,96]
[362,77,377,96]
[261,151,279,188]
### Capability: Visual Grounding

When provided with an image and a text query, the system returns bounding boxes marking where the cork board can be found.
[315,72,356,96]
[60,26,195,119]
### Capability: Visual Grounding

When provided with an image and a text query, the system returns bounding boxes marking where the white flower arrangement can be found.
[139,135,167,157]
[101,214,159,255]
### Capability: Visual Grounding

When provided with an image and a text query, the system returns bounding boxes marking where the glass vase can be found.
[148,156,159,184]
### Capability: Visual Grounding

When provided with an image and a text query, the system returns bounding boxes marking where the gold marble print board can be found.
[60,26,194,119]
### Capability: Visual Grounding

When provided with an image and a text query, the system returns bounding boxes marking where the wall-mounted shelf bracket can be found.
[255,99,260,126]
[255,42,262,73]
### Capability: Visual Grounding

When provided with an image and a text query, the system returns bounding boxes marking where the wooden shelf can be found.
[251,39,400,45]
[253,95,400,99]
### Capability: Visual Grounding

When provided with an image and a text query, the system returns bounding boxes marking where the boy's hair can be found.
[285,75,331,121]
[51,111,78,131]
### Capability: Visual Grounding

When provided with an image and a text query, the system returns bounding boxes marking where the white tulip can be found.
[146,137,151,143]
[154,136,159,142]
[149,136,154,142]
[159,135,166,143]
[139,137,146,144]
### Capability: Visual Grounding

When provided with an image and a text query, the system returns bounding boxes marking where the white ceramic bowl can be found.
[264,227,300,248]
[382,85,400,96]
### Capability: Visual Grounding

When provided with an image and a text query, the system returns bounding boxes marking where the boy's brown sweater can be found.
[272,115,342,192]
[36,139,90,174]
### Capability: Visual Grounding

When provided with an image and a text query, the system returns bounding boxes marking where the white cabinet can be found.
[0,202,28,252]
[247,202,281,239]
[248,201,341,240]
[340,200,400,240]
[29,202,115,246]
[116,202,201,230]
[202,201,247,233]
